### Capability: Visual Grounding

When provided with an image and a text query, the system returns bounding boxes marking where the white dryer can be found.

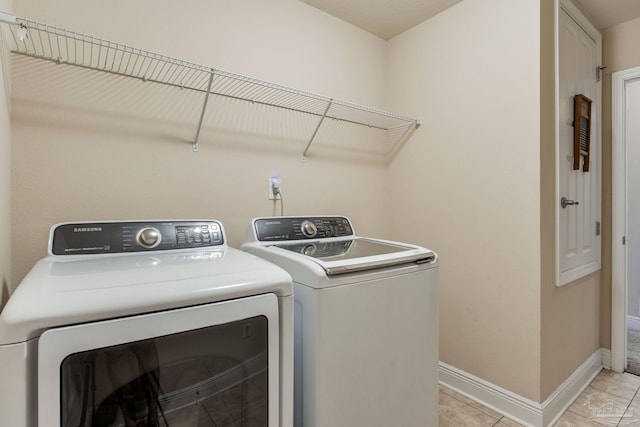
[0,220,293,427]
[242,216,438,427]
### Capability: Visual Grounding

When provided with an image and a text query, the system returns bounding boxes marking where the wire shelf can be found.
[0,12,422,156]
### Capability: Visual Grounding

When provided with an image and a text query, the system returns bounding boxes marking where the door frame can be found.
[611,66,640,372]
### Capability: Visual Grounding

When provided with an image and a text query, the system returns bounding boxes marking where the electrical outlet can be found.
[268,175,281,200]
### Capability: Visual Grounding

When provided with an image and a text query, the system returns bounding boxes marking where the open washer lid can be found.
[273,237,435,275]
[245,216,436,276]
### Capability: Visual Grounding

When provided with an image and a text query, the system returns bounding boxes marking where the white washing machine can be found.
[241,216,439,427]
[0,220,294,427]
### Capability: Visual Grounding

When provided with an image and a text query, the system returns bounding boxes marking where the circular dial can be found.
[137,227,161,248]
[302,244,317,256]
[300,220,318,238]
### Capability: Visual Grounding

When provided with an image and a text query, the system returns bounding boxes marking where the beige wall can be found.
[7,0,608,406]
[0,0,13,309]
[626,81,640,317]
[539,0,602,399]
[385,0,603,402]
[599,16,640,348]
[10,0,393,285]
[386,0,543,400]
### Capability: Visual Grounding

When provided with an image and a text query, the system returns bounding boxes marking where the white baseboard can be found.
[601,348,611,370]
[540,349,603,426]
[628,315,640,331]
[439,348,604,427]
[439,361,542,426]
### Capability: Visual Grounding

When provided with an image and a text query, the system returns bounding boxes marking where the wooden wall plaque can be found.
[574,94,592,172]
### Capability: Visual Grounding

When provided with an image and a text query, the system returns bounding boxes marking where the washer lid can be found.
[273,237,435,275]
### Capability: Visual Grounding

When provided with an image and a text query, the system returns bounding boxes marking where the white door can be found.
[627,79,640,321]
[612,67,640,372]
[557,5,601,285]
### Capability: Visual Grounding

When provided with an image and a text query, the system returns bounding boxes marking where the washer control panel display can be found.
[51,221,224,255]
[255,216,353,241]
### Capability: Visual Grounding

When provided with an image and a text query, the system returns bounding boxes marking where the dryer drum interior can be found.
[60,316,268,427]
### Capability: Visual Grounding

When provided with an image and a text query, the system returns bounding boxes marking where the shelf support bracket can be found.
[193,69,215,152]
[302,99,333,160]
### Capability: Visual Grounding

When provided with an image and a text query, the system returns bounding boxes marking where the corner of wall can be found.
[540,0,604,401]
[539,0,558,402]
[539,0,557,289]
[0,0,14,309]
[0,278,8,313]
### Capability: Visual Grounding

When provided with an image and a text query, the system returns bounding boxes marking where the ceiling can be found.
[299,0,640,40]
[574,0,640,31]
[298,0,462,40]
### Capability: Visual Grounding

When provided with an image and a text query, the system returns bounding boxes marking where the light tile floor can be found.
[439,369,640,426]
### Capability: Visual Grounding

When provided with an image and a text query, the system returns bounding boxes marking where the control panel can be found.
[254,216,353,241]
[51,221,224,255]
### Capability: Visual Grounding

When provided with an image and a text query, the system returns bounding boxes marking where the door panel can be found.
[557,8,601,285]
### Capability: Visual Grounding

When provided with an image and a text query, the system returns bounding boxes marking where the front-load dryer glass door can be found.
[37,293,279,427]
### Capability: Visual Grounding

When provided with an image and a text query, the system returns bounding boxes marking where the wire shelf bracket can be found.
[193,70,215,152]
[0,12,422,157]
[302,99,333,160]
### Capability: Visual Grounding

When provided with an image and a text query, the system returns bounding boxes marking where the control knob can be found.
[302,244,317,256]
[300,220,317,238]
[137,227,161,248]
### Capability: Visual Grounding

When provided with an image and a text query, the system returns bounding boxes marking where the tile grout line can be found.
[443,371,640,427]
[587,374,640,402]
[581,372,640,427]
[540,371,638,426]
[440,388,503,422]
[440,389,506,426]
[617,383,640,427]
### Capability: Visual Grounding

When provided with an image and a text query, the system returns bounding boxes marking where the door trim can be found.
[611,67,640,372]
